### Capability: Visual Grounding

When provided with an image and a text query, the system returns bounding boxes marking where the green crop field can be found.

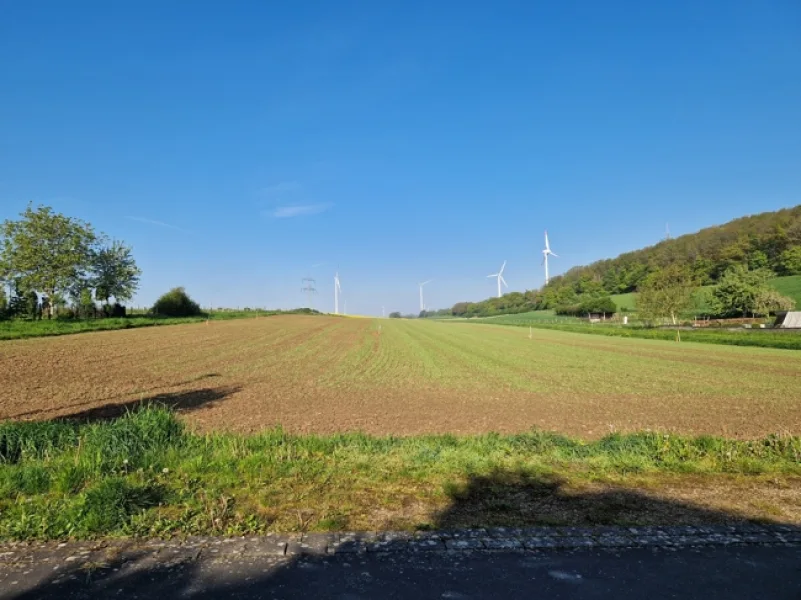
[451,310,580,326]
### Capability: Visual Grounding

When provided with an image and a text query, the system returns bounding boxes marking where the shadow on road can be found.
[9,469,801,599]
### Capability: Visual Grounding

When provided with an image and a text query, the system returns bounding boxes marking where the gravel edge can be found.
[1,523,800,566]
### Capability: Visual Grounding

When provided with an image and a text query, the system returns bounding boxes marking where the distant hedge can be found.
[555,296,617,317]
[152,287,203,317]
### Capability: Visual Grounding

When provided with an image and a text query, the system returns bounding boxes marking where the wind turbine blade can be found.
[541,256,546,266]
[545,231,550,252]
[500,260,506,274]
[487,274,497,278]
[551,253,559,258]
[500,276,508,287]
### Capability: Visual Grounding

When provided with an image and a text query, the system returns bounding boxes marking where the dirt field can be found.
[1,315,800,438]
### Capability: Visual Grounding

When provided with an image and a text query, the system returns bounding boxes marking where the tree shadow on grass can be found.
[56,385,241,423]
[9,469,801,599]
[433,469,760,529]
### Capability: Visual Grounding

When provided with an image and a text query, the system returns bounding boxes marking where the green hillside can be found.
[443,206,801,319]
[610,292,637,311]
[610,275,801,313]
[770,275,801,307]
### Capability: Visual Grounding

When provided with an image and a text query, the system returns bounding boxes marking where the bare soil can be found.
[1,315,800,438]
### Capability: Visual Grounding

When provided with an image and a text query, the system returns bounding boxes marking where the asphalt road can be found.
[4,545,801,599]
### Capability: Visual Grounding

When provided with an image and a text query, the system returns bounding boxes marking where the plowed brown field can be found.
[1,315,800,438]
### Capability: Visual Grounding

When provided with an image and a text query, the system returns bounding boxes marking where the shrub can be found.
[152,287,203,317]
[56,308,77,320]
[103,303,127,318]
[555,296,617,317]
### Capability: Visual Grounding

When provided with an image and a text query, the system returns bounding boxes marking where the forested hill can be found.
[542,205,801,302]
[443,205,801,318]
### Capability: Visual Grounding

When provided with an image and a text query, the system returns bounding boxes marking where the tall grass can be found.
[1,406,799,540]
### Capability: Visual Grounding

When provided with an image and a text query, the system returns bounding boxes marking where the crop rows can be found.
[1,315,800,438]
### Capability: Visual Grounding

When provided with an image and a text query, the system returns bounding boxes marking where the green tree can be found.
[78,287,96,318]
[24,289,39,319]
[754,289,795,317]
[710,265,772,317]
[0,205,96,318]
[6,283,26,317]
[152,287,202,317]
[636,265,697,327]
[747,249,769,271]
[388,311,402,318]
[0,285,7,318]
[92,240,141,305]
[778,246,801,275]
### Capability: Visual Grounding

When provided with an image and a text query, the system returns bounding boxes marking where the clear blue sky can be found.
[2,1,800,315]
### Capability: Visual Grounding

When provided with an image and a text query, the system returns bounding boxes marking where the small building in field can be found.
[774,311,801,329]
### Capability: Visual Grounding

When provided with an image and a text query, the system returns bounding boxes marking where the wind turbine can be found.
[419,280,432,312]
[487,261,508,298]
[542,231,558,285]
[334,272,342,314]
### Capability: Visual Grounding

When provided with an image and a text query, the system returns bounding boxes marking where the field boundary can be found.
[455,319,801,350]
[1,524,799,565]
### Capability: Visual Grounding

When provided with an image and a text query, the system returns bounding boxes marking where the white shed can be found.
[775,311,801,328]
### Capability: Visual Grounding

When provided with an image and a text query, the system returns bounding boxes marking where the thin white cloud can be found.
[125,216,190,233]
[269,203,332,218]
[261,181,301,196]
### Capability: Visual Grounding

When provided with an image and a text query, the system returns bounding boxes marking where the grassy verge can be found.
[1,407,800,540]
[0,310,304,341]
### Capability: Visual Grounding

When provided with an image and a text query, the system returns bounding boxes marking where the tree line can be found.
[0,205,141,319]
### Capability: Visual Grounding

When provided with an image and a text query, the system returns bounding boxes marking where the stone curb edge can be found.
[1,524,800,565]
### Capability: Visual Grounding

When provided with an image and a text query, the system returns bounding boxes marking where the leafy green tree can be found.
[754,289,795,317]
[636,265,698,326]
[778,246,801,275]
[747,250,769,270]
[77,287,96,318]
[152,287,203,317]
[710,265,772,317]
[0,205,96,318]
[388,311,402,318]
[24,289,39,319]
[92,240,141,305]
[6,283,26,318]
[0,285,7,318]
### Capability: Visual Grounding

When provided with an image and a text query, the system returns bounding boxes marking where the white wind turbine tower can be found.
[419,280,432,312]
[487,261,508,298]
[334,272,342,314]
[542,230,558,285]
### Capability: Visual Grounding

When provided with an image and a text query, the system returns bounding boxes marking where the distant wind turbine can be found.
[487,261,508,298]
[334,272,342,314]
[419,280,432,312]
[542,231,558,285]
